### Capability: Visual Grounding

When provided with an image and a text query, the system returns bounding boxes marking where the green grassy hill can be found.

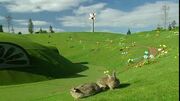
[0,29,179,101]
[0,33,88,85]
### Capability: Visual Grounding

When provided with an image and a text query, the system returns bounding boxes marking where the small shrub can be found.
[0,25,3,32]
[18,32,22,35]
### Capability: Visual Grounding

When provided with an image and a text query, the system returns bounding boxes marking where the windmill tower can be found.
[162,1,170,29]
[89,12,96,32]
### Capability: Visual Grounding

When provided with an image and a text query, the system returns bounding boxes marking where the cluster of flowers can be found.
[157,44,168,57]
[127,44,169,67]
[174,31,179,35]
[143,51,154,59]
[131,42,136,47]
[122,51,128,55]
[127,50,155,67]
[104,70,109,75]
[127,58,134,63]
[156,30,160,33]
[96,41,100,45]
[119,42,125,46]
[79,40,82,43]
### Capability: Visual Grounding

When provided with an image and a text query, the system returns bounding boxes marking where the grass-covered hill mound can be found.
[0,32,88,85]
[0,29,179,101]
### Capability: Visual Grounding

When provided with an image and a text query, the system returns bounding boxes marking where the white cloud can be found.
[3,0,86,12]
[0,16,4,20]
[58,3,106,27]
[33,21,49,26]
[14,19,49,26]
[59,1,179,29]
[73,3,106,15]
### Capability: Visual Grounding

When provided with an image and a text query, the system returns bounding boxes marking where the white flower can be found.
[128,59,134,63]
[104,70,109,74]
[163,45,167,48]
[149,54,154,59]
[164,51,168,54]
[122,52,128,55]
[135,66,138,68]
[144,51,149,55]
[158,48,162,51]
[106,70,109,73]
[174,31,179,34]
[143,55,149,59]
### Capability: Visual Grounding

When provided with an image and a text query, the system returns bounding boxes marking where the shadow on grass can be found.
[0,46,89,85]
[117,83,131,89]
[80,83,131,99]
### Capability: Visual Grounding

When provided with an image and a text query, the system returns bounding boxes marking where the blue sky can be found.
[0,0,179,34]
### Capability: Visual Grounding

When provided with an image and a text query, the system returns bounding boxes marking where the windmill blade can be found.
[89,17,92,19]
[93,13,96,16]
[89,13,93,17]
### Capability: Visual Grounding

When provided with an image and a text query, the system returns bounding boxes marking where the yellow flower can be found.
[104,70,109,74]
[163,45,167,48]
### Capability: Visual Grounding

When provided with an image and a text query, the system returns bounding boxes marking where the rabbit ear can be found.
[112,71,116,78]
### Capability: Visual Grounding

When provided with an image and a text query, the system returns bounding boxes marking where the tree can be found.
[49,25,54,33]
[39,28,43,33]
[42,30,47,33]
[156,24,161,30]
[127,29,131,35]
[28,19,34,34]
[0,25,3,32]
[168,23,172,30]
[5,15,12,32]
[171,20,176,29]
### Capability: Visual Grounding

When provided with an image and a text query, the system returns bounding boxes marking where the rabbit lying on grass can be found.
[97,71,120,90]
[70,83,101,99]
[70,71,120,99]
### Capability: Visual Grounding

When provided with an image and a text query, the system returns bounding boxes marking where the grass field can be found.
[0,29,179,101]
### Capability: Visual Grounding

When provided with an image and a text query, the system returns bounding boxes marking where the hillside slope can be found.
[0,30,179,101]
[0,32,88,85]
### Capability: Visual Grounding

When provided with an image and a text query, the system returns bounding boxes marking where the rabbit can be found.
[70,82,102,99]
[96,71,120,90]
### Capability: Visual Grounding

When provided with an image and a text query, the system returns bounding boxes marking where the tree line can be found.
[0,17,55,34]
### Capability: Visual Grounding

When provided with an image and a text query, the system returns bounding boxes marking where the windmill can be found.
[5,15,12,33]
[89,12,96,32]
